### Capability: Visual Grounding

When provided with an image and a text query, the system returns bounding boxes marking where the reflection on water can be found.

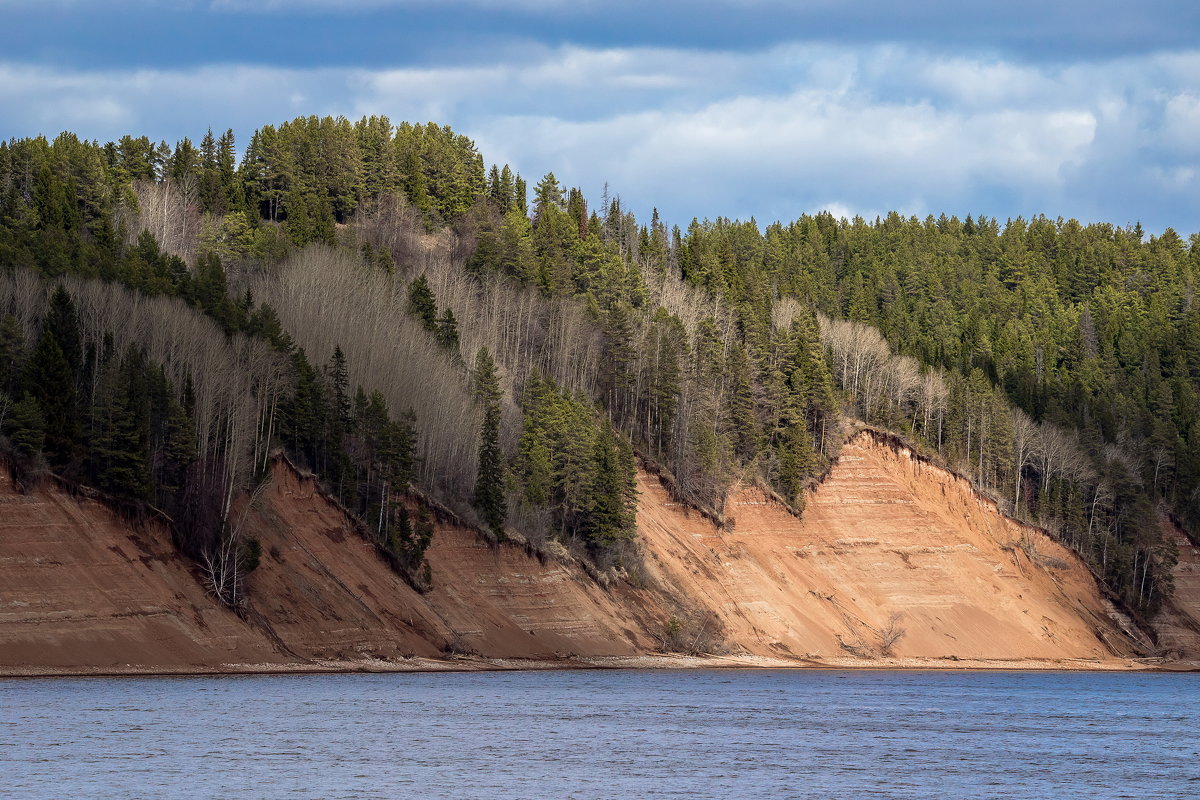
[2,669,1198,799]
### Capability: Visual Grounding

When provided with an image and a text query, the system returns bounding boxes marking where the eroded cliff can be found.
[1154,519,1200,659]
[638,430,1145,664]
[0,430,1164,674]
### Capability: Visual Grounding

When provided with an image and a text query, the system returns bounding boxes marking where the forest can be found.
[1,116,1197,619]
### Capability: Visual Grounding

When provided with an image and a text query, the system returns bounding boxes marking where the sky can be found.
[2,0,1199,234]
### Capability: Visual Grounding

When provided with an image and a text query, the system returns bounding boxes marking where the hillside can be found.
[0,460,665,674]
[3,431,1173,675]
[0,467,283,671]
[638,430,1148,663]
[1154,520,1200,659]
[1,117,1197,673]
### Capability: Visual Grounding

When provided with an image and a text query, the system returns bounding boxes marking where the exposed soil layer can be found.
[0,469,281,670]
[0,463,663,672]
[0,431,1163,674]
[1154,520,1200,659]
[637,431,1144,662]
[238,465,663,661]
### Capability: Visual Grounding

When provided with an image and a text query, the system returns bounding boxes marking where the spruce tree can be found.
[472,347,506,538]
[89,350,151,501]
[5,394,45,461]
[584,426,637,549]
[0,314,24,396]
[326,345,352,493]
[24,329,79,469]
[407,275,438,332]
[44,287,82,373]
[436,308,460,354]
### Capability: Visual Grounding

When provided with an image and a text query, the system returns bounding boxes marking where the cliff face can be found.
[237,465,663,661]
[0,469,282,671]
[636,430,1143,662]
[1154,520,1200,659]
[0,431,1154,673]
[0,462,665,672]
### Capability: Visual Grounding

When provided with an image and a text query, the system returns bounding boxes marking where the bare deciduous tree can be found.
[122,179,201,263]
[1011,408,1039,518]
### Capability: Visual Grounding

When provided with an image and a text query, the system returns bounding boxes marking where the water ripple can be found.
[1,669,1197,799]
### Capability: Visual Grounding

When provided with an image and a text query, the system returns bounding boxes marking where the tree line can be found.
[3,116,1196,616]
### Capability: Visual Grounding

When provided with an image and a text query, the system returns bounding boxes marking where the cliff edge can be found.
[0,430,1165,674]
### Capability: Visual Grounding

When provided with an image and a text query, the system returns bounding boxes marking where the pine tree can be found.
[436,308,461,354]
[325,345,352,495]
[726,342,760,463]
[193,251,233,329]
[24,327,79,469]
[472,347,506,538]
[0,314,24,396]
[5,394,45,461]
[513,175,528,217]
[89,349,151,501]
[407,275,438,332]
[584,426,637,549]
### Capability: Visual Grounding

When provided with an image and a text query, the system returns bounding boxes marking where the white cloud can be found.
[0,43,1197,231]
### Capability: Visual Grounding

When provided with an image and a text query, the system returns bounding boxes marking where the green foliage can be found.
[473,347,507,537]
[584,425,638,548]
[5,394,45,461]
[3,115,1196,611]
[88,347,152,501]
[407,275,438,332]
[436,308,461,355]
[0,315,24,396]
[386,505,434,578]
[665,211,1199,614]
[515,376,637,552]
[24,316,80,470]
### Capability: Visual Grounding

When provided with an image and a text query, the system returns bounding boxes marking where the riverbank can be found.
[5,652,1192,679]
[8,433,1198,677]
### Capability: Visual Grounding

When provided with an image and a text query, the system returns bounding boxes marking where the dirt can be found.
[236,465,664,662]
[1152,519,1200,661]
[636,430,1146,663]
[0,463,664,673]
[0,469,282,671]
[0,431,1171,675]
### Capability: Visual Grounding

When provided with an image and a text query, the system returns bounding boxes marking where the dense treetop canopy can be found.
[1,116,1196,616]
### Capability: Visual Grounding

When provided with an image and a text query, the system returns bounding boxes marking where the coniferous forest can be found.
[1,117,1197,618]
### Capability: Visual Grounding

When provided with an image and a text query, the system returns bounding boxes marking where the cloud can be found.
[1,44,1197,232]
[207,0,582,10]
[5,1,1199,71]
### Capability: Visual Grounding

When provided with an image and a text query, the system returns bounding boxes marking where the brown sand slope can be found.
[636,430,1142,662]
[239,464,662,661]
[0,462,664,672]
[1154,520,1200,659]
[0,470,281,670]
[1,430,1154,673]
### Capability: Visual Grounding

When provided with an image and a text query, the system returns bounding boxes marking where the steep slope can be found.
[1,431,1156,674]
[238,463,663,661]
[1153,520,1200,660]
[0,462,666,674]
[0,470,283,671]
[636,429,1143,663]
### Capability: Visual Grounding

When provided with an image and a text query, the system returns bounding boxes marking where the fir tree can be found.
[24,328,79,469]
[436,308,461,354]
[472,347,506,538]
[407,275,438,332]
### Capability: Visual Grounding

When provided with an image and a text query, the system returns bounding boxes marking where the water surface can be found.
[2,669,1197,799]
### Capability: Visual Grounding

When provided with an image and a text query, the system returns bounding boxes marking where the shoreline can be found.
[3,653,1195,679]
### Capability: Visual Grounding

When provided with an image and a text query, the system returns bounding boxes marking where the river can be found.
[3,669,1197,798]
